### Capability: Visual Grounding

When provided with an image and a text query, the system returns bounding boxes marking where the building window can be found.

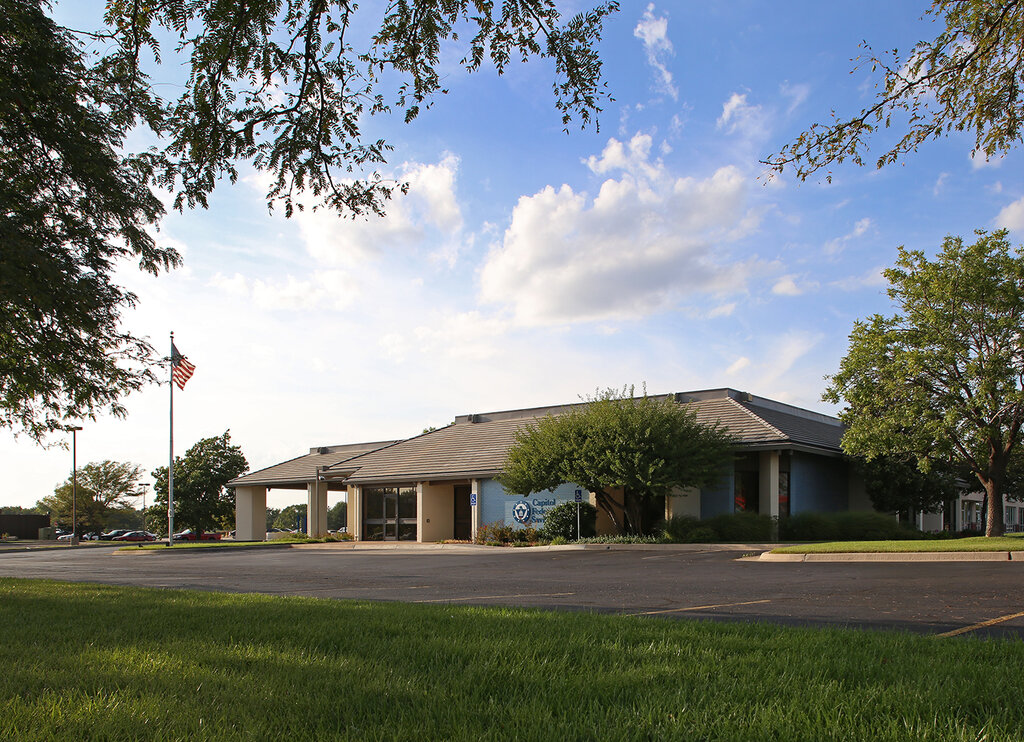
[362,486,417,541]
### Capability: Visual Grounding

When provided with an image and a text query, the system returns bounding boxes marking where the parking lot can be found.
[1,543,1023,639]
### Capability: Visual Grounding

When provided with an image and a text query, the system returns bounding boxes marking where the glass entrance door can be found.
[363,486,418,541]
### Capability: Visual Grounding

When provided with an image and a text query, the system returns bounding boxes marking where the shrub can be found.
[474,522,542,545]
[704,512,773,541]
[779,511,921,541]
[685,526,718,543]
[541,502,597,541]
[662,514,701,542]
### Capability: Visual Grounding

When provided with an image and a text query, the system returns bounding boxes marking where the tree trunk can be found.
[623,488,644,535]
[593,489,623,534]
[984,479,1005,537]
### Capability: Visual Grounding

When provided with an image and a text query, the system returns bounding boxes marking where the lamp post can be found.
[137,483,150,530]
[68,426,83,545]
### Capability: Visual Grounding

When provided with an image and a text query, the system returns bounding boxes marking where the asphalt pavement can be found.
[1,542,1023,639]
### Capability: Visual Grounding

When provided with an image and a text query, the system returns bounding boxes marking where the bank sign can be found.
[503,483,581,529]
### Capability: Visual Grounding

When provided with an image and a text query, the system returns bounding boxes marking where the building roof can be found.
[229,440,398,489]
[321,388,844,486]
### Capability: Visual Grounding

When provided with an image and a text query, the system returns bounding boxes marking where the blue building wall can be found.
[790,452,848,514]
[700,467,734,518]
[479,478,581,530]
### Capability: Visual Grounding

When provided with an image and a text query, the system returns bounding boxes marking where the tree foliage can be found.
[152,430,248,534]
[825,230,1024,536]
[2,0,616,442]
[274,503,307,531]
[766,0,1024,181]
[499,388,734,534]
[73,0,618,218]
[1,0,179,442]
[37,459,144,533]
[327,500,347,531]
[855,455,958,518]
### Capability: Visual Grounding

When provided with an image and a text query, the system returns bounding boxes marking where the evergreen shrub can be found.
[541,502,597,541]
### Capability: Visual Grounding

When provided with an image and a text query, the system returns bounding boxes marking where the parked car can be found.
[172,529,222,542]
[99,529,131,541]
[112,531,156,542]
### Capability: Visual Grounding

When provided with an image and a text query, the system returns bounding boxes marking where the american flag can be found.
[171,343,196,390]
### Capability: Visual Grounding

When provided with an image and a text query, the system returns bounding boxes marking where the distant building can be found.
[230,388,873,542]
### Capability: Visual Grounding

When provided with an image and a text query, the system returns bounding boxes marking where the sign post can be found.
[574,489,583,540]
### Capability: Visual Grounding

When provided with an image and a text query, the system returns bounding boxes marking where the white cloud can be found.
[933,172,950,196]
[716,92,768,139]
[824,217,873,254]
[996,196,1024,230]
[830,266,887,291]
[291,154,465,268]
[780,81,810,115]
[726,356,750,375]
[707,302,736,318]
[634,4,678,101]
[771,275,803,296]
[209,270,358,312]
[971,150,1003,170]
[479,136,765,325]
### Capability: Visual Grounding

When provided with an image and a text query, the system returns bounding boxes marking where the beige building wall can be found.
[419,482,454,543]
[306,480,328,537]
[666,486,700,519]
[235,486,267,541]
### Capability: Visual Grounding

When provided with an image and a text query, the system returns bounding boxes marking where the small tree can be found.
[38,460,144,533]
[825,230,1024,537]
[152,431,248,534]
[327,501,347,531]
[542,501,598,541]
[499,388,734,534]
[274,504,307,531]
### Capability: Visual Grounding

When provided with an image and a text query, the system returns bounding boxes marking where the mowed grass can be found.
[2,579,1023,741]
[774,532,1024,553]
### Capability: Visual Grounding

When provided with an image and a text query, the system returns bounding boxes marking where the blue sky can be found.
[6,1,1024,509]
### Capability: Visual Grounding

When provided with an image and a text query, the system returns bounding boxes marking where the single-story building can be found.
[231,388,874,542]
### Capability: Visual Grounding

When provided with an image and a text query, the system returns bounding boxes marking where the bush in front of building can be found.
[541,502,598,541]
[474,522,542,545]
[779,511,922,541]
[661,513,773,542]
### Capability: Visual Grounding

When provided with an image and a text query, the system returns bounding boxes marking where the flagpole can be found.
[168,331,175,547]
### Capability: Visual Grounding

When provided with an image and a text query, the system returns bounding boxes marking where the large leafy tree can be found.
[2,0,178,442]
[2,0,617,441]
[37,459,144,533]
[825,230,1024,537]
[856,455,958,521]
[766,0,1024,181]
[499,389,734,534]
[152,430,249,534]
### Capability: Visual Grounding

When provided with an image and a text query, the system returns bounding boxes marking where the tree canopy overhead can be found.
[499,388,734,534]
[825,229,1024,536]
[1,0,617,443]
[765,0,1024,181]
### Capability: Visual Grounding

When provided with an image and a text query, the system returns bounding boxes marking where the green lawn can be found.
[2,579,1023,741]
[773,532,1024,554]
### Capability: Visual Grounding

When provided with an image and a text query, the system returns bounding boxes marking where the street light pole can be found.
[138,483,150,530]
[69,426,83,545]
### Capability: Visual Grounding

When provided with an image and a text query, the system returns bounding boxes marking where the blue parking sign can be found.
[470,493,477,507]
[574,489,583,503]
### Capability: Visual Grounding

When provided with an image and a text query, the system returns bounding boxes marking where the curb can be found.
[757,550,1018,562]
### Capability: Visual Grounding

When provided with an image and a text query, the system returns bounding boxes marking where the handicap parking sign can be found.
[574,489,583,503]
[470,493,477,507]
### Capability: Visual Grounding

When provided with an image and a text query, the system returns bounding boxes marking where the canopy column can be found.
[307,480,328,537]
[235,486,267,541]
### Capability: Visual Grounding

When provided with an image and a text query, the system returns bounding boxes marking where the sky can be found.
[5,1,1024,510]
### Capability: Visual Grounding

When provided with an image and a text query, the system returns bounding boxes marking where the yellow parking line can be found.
[413,591,575,603]
[937,610,1024,638]
[629,599,771,616]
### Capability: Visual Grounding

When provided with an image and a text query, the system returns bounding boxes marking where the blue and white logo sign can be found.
[511,500,532,524]
[574,489,584,503]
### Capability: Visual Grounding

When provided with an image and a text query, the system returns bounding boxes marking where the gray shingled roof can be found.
[229,440,398,488]
[323,389,844,485]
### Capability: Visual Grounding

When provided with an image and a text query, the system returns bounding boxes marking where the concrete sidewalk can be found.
[756,550,1024,562]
